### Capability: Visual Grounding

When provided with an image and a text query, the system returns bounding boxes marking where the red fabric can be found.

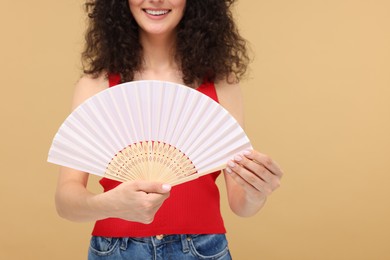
[91,75,225,237]
[108,73,121,87]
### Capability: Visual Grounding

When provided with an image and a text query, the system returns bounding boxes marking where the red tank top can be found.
[91,74,226,237]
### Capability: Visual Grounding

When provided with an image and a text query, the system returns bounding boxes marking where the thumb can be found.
[133,181,171,194]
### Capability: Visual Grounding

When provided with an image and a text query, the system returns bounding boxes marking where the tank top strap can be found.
[108,73,121,87]
[196,80,219,103]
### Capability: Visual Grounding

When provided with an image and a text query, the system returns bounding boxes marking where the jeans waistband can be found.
[130,234,186,244]
[119,234,191,253]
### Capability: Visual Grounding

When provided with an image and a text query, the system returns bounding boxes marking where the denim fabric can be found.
[88,234,232,260]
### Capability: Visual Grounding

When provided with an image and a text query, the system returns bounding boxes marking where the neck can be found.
[139,31,179,74]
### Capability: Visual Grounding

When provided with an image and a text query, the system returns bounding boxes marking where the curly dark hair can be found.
[82,0,249,85]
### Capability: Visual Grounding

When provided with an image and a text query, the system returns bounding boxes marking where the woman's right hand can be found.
[97,181,171,224]
[55,167,171,223]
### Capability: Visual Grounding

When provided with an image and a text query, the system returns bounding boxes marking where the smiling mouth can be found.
[143,9,171,16]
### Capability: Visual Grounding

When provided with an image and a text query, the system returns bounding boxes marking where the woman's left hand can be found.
[226,149,283,203]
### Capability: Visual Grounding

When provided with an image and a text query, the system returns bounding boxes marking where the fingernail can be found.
[162,184,171,191]
[243,150,251,156]
[234,155,242,162]
[225,167,232,174]
[228,161,236,168]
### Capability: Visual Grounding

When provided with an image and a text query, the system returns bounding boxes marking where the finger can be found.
[227,161,267,192]
[130,181,172,194]
[225,166,262,193]
[226,166,272,196]
[243,150,283,177]
[233,155,269,182]
[235,155,279,186]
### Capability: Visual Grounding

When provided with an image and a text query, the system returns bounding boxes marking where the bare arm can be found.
[54,75,171,223]
[55,167,171,223]
[216,80,283,217]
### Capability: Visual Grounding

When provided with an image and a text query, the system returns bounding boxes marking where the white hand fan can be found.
[48,80,252,186]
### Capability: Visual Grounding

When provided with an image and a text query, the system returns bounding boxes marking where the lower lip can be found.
[144,11,170,20]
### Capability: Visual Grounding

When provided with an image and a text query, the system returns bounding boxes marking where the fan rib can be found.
[105,141,196,183]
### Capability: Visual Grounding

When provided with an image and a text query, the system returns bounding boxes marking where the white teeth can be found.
[144,9,170,16]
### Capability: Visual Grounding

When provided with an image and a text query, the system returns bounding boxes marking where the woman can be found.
[55,0,283,259]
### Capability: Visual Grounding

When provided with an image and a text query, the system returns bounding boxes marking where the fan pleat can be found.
[68,114,112,161]
[71,108,117,160]
[150,82,162,141]
[107,90,133,146]
[190,113,238,161]
[197,134,249,172]
[59,123,109,165]
[155,84,169,141]
[82,102,123,157]
[118,87,140,143]
[130,85,146,141]
[173,92,207,150]
[49,139,105,175]
[184,109,230,169]
[162,85,184,145]
[179,102,220,157]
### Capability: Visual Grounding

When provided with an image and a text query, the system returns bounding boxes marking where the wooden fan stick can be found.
[167,164,227,186]
[104,141,197,183]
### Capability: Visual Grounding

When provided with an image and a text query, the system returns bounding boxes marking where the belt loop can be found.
[120,238,128,251]
[181,235,190,253]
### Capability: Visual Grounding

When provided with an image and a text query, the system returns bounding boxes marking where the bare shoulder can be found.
[71,74,108,110]
[215,79,245,128]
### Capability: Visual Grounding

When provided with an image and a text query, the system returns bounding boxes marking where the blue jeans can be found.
[88,234,232,260]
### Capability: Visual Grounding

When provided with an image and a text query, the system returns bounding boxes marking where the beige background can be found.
[1,0,389,259]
